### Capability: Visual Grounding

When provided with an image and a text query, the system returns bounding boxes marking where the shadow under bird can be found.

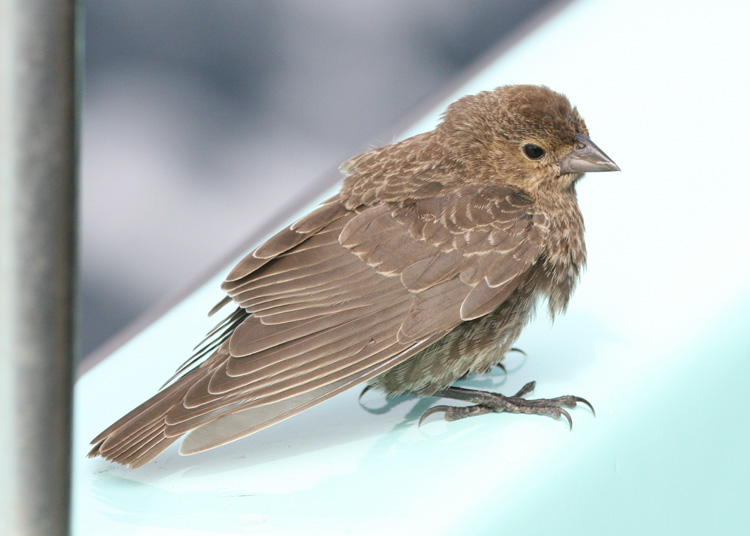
[89,85,619,468]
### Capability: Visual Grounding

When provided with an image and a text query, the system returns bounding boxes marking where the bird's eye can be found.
[523,144,546,160]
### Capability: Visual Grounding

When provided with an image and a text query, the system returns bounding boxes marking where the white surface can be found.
[73,0,750,534]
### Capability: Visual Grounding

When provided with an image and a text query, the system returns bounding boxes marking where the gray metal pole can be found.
[0,0,78,535]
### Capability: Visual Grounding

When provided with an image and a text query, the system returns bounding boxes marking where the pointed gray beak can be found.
[558,133,620,174]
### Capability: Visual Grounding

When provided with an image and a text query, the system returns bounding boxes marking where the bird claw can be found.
[574,396,596,417]
[559,407,573,430]
[501,392,593,429]
[358,384,373,402]
[493,347,526,375]
[418,405,451,426]
[420,384,594,429]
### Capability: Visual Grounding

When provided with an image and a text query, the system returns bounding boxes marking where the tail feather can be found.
[87,368,201,468]
[120,433,178,469]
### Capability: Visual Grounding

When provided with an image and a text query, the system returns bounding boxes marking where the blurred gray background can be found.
[81,0,559,360]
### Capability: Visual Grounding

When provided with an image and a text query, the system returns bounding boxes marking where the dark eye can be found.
[523,144,546,160]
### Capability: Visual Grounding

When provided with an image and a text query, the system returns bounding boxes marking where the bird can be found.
[88,84,619,468]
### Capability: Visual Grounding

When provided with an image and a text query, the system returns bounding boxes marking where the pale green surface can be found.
[72,0,750,534]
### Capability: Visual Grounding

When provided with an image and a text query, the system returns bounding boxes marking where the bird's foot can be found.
[419,381,594,429]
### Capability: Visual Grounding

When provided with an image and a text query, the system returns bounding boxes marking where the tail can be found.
[87,369,200,468]
[88,306,246,469]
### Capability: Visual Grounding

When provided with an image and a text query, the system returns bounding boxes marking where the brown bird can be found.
[89,85,619,468]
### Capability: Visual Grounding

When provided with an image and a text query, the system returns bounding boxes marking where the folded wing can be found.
[89,185,549,467]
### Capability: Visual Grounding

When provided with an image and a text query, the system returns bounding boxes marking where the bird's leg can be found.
[420,381,594,429]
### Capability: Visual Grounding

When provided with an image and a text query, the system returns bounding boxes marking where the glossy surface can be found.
[73,0,750,533]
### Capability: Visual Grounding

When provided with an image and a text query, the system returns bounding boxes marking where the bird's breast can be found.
[537,197,586,316]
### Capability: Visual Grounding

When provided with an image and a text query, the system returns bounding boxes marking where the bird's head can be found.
[439,85,619,194]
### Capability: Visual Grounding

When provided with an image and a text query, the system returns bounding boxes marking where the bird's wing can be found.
[172,185,549,454]
[90,187,549,464]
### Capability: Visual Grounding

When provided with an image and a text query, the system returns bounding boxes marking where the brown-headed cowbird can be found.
[89,85,619,468]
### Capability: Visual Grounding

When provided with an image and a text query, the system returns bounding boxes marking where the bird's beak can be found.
[558,133,620,174]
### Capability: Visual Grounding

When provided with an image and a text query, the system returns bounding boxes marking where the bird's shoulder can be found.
[340,183,550,259]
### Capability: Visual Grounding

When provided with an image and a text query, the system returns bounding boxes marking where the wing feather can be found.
[177,333,442,455]
[90,184,550,466]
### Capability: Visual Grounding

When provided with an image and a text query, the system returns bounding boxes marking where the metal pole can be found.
[0,0,77,534]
